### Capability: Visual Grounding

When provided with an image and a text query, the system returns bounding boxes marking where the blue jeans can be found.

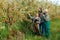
[40,22,45,35]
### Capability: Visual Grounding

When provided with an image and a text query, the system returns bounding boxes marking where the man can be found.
[38,7,46,36]
[43,9,50,38]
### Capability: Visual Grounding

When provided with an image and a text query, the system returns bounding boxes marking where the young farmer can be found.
[38,7,45,36]
[43,9,50,38]
[27,13,41,35]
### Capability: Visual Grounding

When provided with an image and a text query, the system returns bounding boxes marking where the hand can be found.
[27,13,30,16]
[43,14,45,17]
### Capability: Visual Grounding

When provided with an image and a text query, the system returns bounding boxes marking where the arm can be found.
[43,13,50,21]
[27,13,34,19]
[35,17,41,24]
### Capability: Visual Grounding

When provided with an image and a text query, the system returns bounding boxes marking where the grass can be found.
[25,18,60,40]
[0,0,60,40]
[0,18,60,40]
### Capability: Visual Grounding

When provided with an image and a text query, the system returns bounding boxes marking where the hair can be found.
[38,8,42,13]
[36,13,39,17]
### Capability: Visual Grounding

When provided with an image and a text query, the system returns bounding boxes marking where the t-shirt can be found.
[39,12,45,22]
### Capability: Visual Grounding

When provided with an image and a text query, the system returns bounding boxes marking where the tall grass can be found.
[0,0,60,40]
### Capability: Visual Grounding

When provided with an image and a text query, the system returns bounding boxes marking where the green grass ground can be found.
[0,18,60,40]
[25,18,60,40]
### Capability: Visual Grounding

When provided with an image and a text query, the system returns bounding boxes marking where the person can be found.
[27,13,41,35]
[38,7,45,36]
[43,9,50,38]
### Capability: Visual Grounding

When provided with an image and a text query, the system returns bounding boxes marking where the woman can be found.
[27,13,41,35]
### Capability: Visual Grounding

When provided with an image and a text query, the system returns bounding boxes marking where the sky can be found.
[8,0,60,5]
[38,0,60,5]
[48,0,60,5]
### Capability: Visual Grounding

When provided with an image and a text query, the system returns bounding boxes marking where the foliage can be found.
[0,0,60,40]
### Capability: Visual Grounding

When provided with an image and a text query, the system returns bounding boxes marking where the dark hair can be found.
[38,10,42,13]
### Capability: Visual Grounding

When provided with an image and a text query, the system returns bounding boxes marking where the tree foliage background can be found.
[0,0,60,40]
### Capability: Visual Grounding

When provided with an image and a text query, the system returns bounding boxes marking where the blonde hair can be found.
[43,9,48,13]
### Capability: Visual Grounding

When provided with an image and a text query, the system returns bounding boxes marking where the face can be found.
[36,13,39,17]
[38,8,42,13]
[43,12,46,15]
